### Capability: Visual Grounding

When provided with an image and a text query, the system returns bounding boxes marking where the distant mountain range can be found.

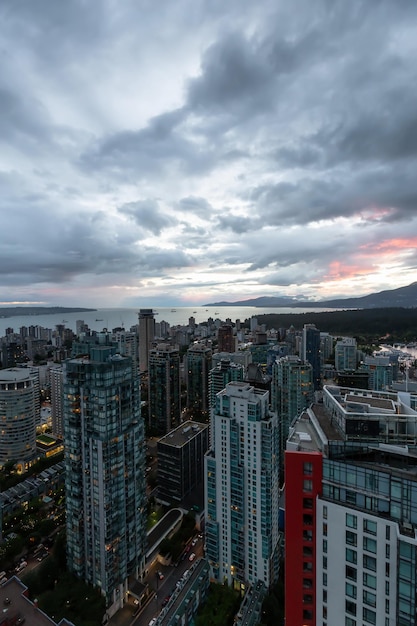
[205,282,417,309]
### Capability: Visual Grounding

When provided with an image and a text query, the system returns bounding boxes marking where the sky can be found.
[1,0,417,308]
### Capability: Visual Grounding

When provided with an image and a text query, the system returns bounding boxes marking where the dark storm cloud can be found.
[251,160,417,227]
[217,215,259,234]
[1,0,417,303]
[0,87,49,144]
[187,32,273,115]
[178,197,215,217]
[118,200,176,234]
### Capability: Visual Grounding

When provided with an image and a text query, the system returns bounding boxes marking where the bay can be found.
[0,305,338,338]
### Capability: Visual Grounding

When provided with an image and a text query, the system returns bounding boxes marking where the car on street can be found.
[149,618,157,626]
[157,570,164,580]
[188,552,196,562]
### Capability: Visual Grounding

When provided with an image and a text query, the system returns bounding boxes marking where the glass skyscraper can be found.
[148,343,181,434]
[63,344,146,614]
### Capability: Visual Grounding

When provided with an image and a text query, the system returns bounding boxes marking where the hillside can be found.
[205,282,417,309]
[255,307,417,342]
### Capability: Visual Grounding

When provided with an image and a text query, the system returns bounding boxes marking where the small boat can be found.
[193,311,197,314]
[96,318,103,321]
[62,320,68,323]
[171,309,177,312]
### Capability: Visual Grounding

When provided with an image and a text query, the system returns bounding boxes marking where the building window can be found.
[363,590,376,608]
[346,548,357,564]
[346,513,357,529]
[323,539,328,553]
[363,555,377,571]
[345,619,356,626]
[363,607,376,624]
[386,526,390,540]
[346,566,357,582]
[303,479,313,492]
[363,573,377,589]
[346,600,356,616]
[364,519,377,535]
[303,610,313,620]
[364,537,377,553]
[346,531,357,546]
[323,505,328,519]
[346,583,357,599]
[303,461,313,475]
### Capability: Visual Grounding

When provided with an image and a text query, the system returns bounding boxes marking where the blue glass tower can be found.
[64,344,146,613]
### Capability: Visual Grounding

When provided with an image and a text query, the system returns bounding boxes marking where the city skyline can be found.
[2,1,417,308]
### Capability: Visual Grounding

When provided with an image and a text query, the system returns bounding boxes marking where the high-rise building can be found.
[361,355,394,391]
[205,382,280,590]
[217,324,234,353]
[29,366,41,425]
[302,324,321,390]
[138,309,155,373]
[212,351,252,370]
[335,337,357,372]
[63,345,146,614]
[76,319,89,335]
[209,359,245,446]
[285,384,417,626]
[112,329,139,372]
[271,355,313,462]
[185,343,212,416]
[157,421,209,505]
[148,343,181,434]
[50,365,64,438]
[0,368,36,471]
[209,359,245,408]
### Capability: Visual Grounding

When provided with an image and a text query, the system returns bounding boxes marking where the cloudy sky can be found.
[1,0,417,308]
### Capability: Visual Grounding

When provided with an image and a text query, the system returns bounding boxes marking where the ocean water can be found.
[0,305,337,337]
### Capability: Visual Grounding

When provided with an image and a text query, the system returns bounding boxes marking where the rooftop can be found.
[158,421,208,448]
[0,576,75,626]
[0,368,31,382]
[344,393,395,411]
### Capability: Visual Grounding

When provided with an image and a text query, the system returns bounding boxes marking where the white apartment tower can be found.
[205,382,280,590]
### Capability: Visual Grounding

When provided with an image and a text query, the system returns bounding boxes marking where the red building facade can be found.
[285,450,323,626]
